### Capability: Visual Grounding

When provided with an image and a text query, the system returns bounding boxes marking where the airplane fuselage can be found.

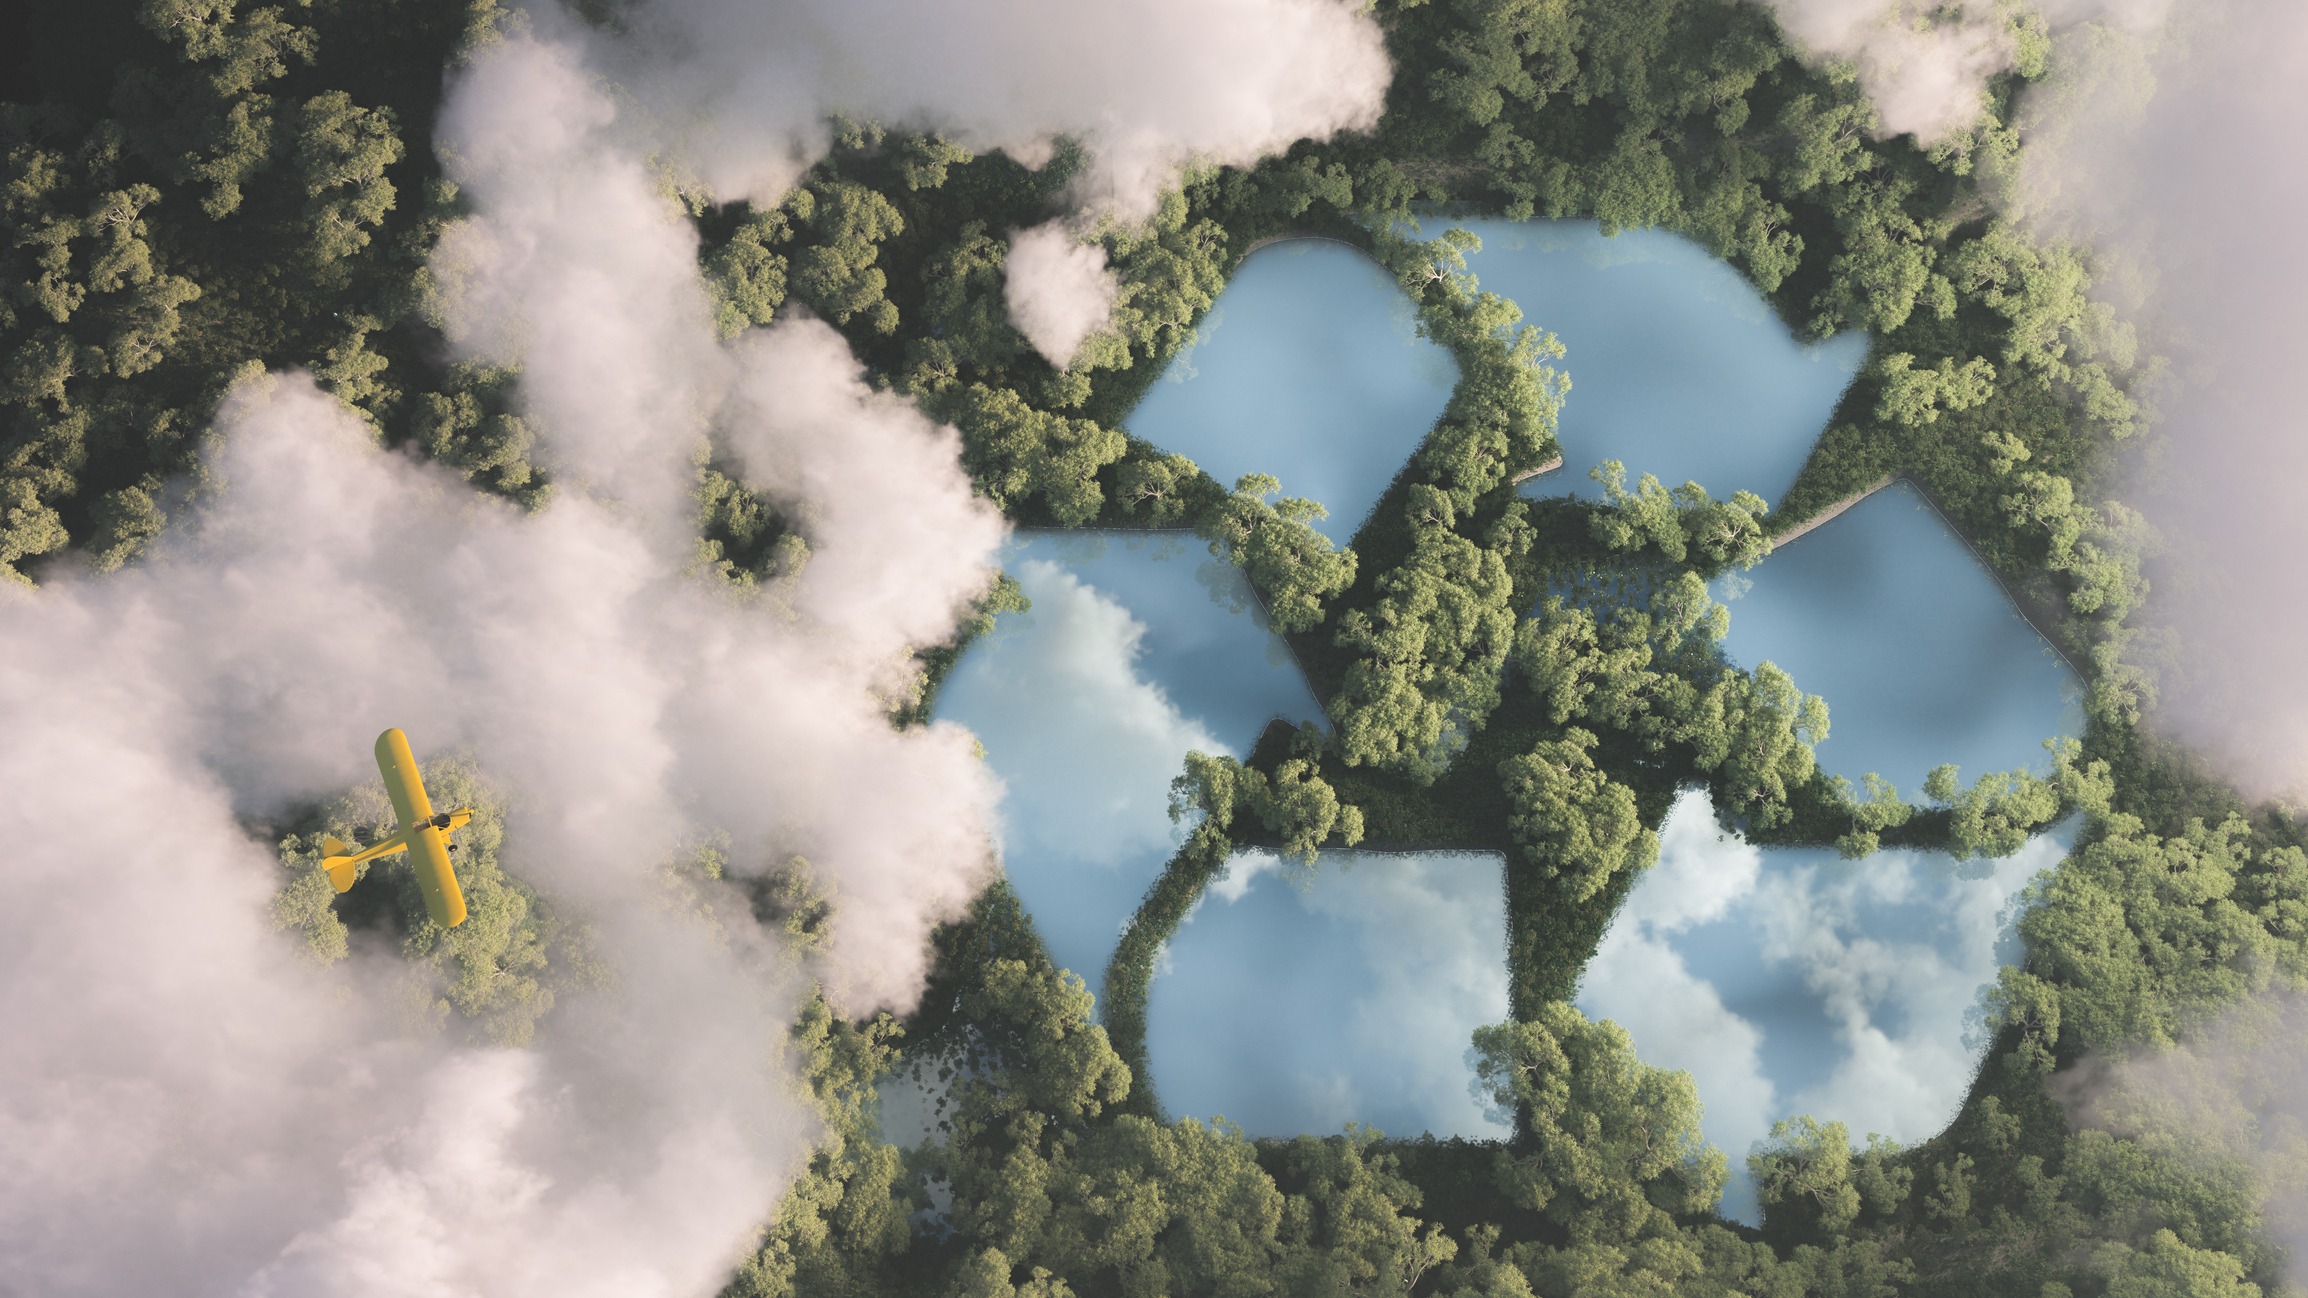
[374,727,467,929]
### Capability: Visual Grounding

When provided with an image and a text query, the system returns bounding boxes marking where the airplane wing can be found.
[315,810,473,898]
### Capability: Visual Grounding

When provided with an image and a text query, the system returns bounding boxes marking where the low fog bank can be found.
[1846,2,2308,1274]
[1770,0,2308,797]
[2059,990,2308,1288]
[2006,0,2308,800]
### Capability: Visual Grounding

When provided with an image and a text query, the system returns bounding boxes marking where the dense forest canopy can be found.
[3,1,2303,1296]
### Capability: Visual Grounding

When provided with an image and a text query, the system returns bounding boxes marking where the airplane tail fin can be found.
[320,836,358,893]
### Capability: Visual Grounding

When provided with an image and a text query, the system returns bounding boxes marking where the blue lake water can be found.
[1718,482,2083,795]
[1123,223,1864,543]
[1145,849,1512,1141]
[932,532,1323,988]
[1124,240,1457,543]
[932,529,1511,1142]
[1444,219,1869,506]
[1580,792,2074,1224]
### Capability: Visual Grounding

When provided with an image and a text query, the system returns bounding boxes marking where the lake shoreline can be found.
[1772,475,2088,684]
[1511,454,1564,485]
[1902,478,2089,683]
[1233,231,1371,269]
[1770,473,1893,545]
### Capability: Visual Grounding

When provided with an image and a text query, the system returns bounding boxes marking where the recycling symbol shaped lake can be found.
[930,222,2083,1225]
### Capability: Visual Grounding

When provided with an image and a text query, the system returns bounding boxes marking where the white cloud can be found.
[1762,0,2015,142]
[0,24,1019,1291]
[430,30,726,524]
[1666,2,2292,820]
[0,379,824,1295]
[428,33,1011,1011]
[1208,848,1285,904]
[587,0,1391,218]
[1758,0,2169,144]
[721,319,1011,676]
[1005,220,1121,369]
[1309,854,1512,1137]
[1586,922,1779,1221]
[243,1051,782,1298]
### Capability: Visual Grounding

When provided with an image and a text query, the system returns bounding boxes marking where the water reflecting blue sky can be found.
[1451,219,1868,506]
[934,532,1321,987]
[1719,482,2082,794]
[1124,239,1456,543]
[1147,849,1512,1141]
[1582,792,2074,1223]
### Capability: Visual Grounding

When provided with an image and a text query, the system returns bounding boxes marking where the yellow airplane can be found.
[319,728,472,928]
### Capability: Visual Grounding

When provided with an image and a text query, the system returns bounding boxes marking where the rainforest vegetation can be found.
[6,0,2301,1295]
